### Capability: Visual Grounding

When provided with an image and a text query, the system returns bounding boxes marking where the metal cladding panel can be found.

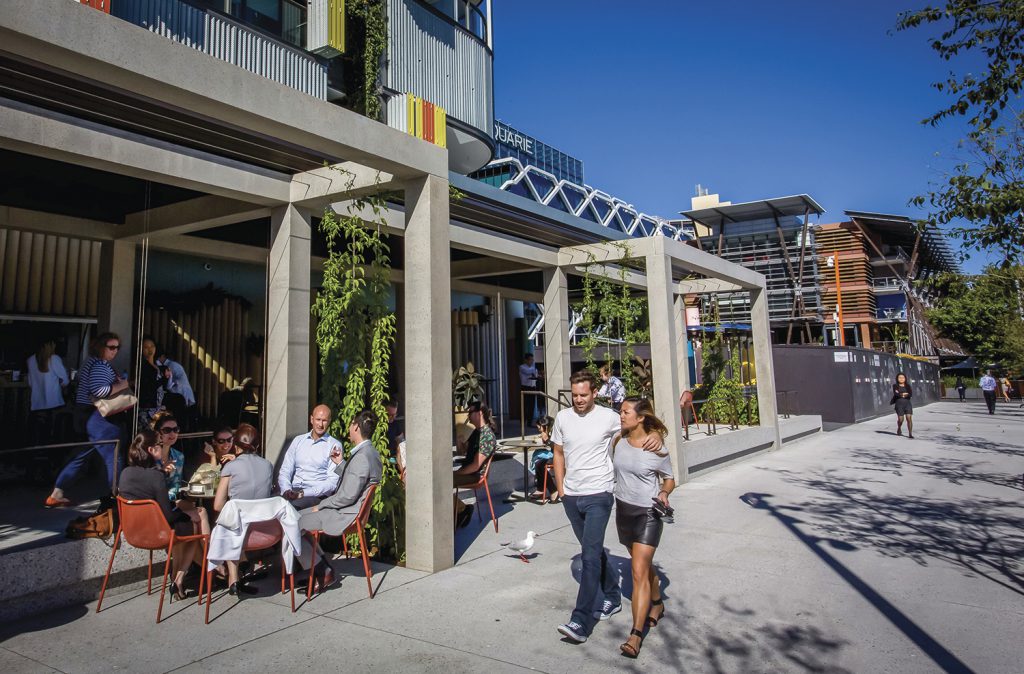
[113,0,326,99]
[385,0,492,137]
[308,0,345,57]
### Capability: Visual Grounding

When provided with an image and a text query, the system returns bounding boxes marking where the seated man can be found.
[296,409,383,590]
[278,404,344,509]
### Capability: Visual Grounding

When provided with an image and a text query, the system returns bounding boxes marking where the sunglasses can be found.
[214,436,233,444]
[105,344,120,350]
[158,427,180,434]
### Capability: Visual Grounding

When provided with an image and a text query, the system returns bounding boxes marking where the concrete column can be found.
[750,287,781,449]
[403,174,454,573]
[265,204,312,465]
[673,295,691,393]
[97,240,136,374]
[542,267,571,400]
[646,240,686,480]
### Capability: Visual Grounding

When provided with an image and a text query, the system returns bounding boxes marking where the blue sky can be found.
[491,1,990,272]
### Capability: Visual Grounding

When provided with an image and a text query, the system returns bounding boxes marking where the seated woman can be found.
[118,429,208,600]
[212,431,274,595]
[151,412,185,500]
[453,402,497,528]
[203,425,239,466]
[528,416,555,501]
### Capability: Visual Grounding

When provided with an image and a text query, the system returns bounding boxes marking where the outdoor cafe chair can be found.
[96,497,209,623]
[306,482,379,600]
[453,452,498,533]
[205,517,296,623]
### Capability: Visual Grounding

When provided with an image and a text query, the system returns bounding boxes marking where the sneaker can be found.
[557,621,587,643]
[593,599,621,621]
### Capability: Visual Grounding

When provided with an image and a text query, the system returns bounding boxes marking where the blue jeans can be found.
[56,410,122,490]
[562,492,620,632]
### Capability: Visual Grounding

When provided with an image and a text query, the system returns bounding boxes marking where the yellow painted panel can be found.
[328,0,345,54]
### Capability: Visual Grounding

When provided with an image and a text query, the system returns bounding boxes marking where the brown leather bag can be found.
[66,508,114,539]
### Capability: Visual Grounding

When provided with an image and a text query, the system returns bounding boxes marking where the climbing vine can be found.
[345,0,388,121]
[311,170,403,561]
[574,241,647,395]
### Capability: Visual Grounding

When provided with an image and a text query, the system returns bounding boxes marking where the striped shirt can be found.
[74,356,116,404]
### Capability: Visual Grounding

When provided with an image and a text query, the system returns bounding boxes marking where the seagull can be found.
[504,531,537,563]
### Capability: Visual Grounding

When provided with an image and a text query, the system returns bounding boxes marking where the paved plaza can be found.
[1,401,1021,673]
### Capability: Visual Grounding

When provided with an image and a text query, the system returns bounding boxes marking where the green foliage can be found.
[452,361,485,409]
[896,3,1024,266]
[574,242,647,395]
[311,170,403,561]
[344,0,388,121]
[705,349,759,426]
[923,267,1024,370]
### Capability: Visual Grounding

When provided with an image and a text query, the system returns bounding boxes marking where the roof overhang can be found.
[680,194,824,228]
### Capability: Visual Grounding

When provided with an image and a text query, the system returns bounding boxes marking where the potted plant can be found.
[453,362,486,446]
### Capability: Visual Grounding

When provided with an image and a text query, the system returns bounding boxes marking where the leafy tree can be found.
[923,267,1024,367]
[896,2,1024,265]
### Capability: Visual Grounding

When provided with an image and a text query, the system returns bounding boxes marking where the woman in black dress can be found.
[118,429,206,600]
[892,372,914,438]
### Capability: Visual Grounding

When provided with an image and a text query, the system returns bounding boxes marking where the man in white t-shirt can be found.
[519,353,541,424]
[551,370,658,644]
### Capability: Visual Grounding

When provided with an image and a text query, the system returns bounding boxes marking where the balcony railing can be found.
[112,0,327,99]
[872,276,904,290]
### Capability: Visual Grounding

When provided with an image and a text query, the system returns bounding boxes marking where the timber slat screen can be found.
[0,228,101,317]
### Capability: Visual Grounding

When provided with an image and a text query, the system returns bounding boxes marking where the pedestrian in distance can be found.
[980,371,998,415]
[955,376,966,403]
[891,372,914,438]
[551,370,660,644]
[1000,374,1013,403]
[611,397,675,659]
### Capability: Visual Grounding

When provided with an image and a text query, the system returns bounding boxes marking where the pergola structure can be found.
[544,236,780,477]
[0,0,782,576]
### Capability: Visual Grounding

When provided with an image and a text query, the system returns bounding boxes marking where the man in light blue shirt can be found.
[979,371,998,415]
[158,355,195,407]
[278,404,343,509]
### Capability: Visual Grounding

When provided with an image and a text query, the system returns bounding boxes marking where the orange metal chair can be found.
[205,518,296,624]
[454,452,498,532]
[96,497,208,623]
[305,483,379,600]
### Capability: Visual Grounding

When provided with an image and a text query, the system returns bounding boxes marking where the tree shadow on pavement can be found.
[782,471,1024,597]
[655,595,852,674]
[847,446,1023,492]
[931,433,1024,459]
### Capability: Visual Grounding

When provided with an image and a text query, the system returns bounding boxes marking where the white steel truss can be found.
[482,158,692,242]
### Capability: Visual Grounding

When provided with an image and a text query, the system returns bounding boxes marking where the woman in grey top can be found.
[612,397,676,659]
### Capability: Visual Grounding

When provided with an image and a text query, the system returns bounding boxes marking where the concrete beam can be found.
[291,164,400,210]
[0,206,117,240]
[149,234,267,265]
[450,221,559,267]
[676,278,745,294]
[566,262,648,291]
[0,0,448,178]
[403,174,454,573]
[0,98,291,205]
[451,280,543,304]
[264,205,312,465]
[120,197,270,241]
[451,258,538,280]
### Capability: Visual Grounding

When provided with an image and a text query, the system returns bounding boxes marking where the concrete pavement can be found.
[1,401,1021,673]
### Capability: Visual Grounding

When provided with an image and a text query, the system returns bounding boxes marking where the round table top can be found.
[499,438,548,449]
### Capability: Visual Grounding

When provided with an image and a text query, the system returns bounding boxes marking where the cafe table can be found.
[497,438,549,504]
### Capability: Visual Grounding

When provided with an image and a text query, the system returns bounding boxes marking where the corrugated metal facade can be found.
[384,0,493,139]
[113,0,327,99]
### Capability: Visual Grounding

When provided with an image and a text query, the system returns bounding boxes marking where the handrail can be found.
[519,389,571,440]
[0,437,122,494]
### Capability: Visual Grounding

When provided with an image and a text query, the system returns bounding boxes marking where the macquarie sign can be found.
[494,121,534,156]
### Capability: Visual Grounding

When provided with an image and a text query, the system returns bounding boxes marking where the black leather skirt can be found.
[615,499,663,548]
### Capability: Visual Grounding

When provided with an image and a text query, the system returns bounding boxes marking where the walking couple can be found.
[551,370,676,658]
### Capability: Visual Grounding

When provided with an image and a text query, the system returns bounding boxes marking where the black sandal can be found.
[620,628,643,658]
[646,598,664,627]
